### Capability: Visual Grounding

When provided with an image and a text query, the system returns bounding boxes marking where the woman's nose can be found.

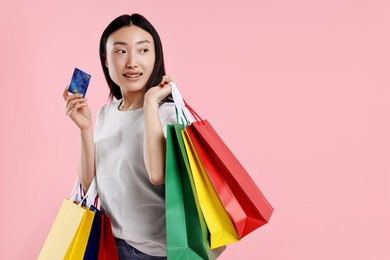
[126,54,138,68]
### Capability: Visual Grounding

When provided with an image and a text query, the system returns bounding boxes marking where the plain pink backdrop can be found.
[1,0,389,259]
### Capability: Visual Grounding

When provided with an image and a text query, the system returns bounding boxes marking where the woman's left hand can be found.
[144,75,175,108]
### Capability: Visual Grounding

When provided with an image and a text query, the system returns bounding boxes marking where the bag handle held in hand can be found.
[70,177,99,209]
[169,82,194,125]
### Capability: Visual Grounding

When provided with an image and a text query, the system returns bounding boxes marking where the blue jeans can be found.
[115,238,167,260]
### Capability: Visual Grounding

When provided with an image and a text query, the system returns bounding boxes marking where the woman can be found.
[63,13,176,259]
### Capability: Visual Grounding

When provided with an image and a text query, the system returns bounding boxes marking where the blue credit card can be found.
[69,68,91,97]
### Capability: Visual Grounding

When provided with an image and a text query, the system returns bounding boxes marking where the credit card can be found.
[68,68,91,97]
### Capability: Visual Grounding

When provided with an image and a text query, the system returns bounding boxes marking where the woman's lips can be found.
[123,72,142,79]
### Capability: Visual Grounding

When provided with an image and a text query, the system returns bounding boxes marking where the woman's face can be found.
[105,25,155,95]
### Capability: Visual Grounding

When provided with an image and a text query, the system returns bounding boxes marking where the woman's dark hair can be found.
[99,13,172,103]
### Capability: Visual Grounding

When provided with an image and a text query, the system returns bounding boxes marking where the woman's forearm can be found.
[78,128,96,192]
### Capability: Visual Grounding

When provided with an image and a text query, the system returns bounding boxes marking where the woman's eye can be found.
[115,50,126,54]
[140,49,149,53]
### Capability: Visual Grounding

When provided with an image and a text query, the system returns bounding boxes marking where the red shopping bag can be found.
[98,213,118,260]
[185,103,274,238]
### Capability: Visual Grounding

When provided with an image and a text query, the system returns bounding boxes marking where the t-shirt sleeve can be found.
[159,102,177,137]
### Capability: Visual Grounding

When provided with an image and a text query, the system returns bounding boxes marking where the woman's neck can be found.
[119,91,144,111]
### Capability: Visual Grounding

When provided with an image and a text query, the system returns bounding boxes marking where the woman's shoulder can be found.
[159,102,175,114]
[97,100,120,117]
[159,102,176,125]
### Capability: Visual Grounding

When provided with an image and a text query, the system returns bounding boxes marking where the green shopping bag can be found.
[166,124,225,260]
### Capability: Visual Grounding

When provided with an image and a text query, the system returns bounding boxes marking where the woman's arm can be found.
[78,128,96,191]
[63,87,95,191]
[143,102,167,185]
[143,76,174,185]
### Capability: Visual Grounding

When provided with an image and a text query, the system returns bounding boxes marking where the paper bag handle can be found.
[169,82,194,125]
[70,177,99,209]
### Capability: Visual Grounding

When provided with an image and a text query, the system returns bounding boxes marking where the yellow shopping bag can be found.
[182,129,240,249]
[38,198,95,260]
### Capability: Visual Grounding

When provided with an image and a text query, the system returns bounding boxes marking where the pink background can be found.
[1,0,389,259]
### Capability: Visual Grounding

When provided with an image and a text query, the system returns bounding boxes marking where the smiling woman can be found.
[104,26,156,109]
[63,13,176,259]
[99,14,171,104]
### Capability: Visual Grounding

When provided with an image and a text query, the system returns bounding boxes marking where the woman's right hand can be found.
[63,86,92,131]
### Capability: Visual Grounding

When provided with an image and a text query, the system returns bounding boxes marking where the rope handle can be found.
[184,100,205,125]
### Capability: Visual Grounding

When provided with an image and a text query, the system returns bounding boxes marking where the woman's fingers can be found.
[66,102,87,117]
[63,85,70,101]
[66,98,87,108]
[66,102,88,116]
[158,74,176,95]
[65,95,87,116]
[161,83,172,94]
[159,74,176,86]
[66,96,87,109]
[62,85,92,130]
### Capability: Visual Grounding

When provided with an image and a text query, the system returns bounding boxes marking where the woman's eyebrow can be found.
[113,41,128,46]
[113,40,151,46]
[136,40,151,45]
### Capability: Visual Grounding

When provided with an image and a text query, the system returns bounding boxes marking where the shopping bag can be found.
[84,205,101,260]
[186,106,274,238]
[181,129,240,248]
[38,178,112,260]
[72,178,119,260]
[70,178,118,260]
[169,81,273,238]
[166,124,225,260]
[98,213,119,260]
[38,199,95,259]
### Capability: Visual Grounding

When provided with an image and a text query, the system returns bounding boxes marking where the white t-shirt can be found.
[94,99,176,257]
